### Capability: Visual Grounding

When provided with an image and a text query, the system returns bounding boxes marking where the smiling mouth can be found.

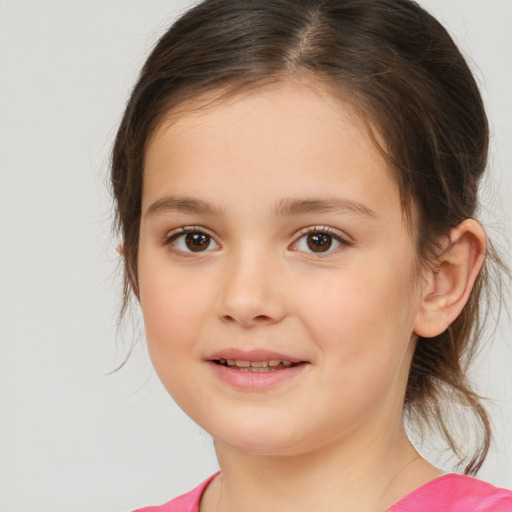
[213,359,301,372]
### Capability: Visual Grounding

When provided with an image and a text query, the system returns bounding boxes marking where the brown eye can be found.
[306,233,332,253]
[291,227,347,255]
[167,228,220,254]
[185,232,211,252]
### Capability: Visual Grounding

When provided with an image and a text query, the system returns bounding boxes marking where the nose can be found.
[216,249,287,328]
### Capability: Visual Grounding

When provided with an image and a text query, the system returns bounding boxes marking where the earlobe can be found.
[413,219,486,338]
[116,243,125,256]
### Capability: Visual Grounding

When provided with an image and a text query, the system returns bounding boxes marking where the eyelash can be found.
[293,226,352,256]
[163,226,219,256]
[163,225,352,257]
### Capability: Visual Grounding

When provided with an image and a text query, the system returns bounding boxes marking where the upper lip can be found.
[207,348,305,364]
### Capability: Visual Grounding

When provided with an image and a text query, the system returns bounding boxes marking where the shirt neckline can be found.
[387,473,462,510]
[196,472,458,512]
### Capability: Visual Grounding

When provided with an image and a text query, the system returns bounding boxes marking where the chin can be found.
[208,420,321,457]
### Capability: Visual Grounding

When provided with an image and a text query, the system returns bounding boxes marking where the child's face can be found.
[138,81,425,456]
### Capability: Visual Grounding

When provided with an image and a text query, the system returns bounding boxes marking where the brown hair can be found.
[111,0,506,474]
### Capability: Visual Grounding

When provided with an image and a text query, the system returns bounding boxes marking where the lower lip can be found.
[207,361,309,391]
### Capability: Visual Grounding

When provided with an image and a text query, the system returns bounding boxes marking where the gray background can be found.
[0,1,510,511]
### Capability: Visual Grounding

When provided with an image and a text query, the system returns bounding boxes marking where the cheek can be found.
[139,271,213,409]
[141,284,182,346]
[293,265,418,432]
[138,260,212,369]
[294,258,418,370]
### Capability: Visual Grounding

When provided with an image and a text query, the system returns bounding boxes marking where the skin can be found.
[137,80,485,511]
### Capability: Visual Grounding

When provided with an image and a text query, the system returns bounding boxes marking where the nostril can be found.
[254,315,271,322]
[220,313,273,325]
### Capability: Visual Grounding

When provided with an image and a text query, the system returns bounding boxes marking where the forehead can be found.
[145,78,379,167]
[142,80,401,224]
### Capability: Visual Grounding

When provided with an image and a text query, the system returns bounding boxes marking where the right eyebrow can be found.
[144,196,225,218]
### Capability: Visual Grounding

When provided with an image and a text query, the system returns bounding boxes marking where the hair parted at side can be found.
[111,0,507,474]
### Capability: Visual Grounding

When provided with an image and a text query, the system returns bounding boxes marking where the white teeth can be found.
[250,361,269,368]
[217,358,297,369]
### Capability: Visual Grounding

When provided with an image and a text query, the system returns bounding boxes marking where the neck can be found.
[203,423,439,512]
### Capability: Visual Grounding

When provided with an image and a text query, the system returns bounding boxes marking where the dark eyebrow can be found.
[272,197,378,219]
[145,195,378,220]
[145,196,225,218]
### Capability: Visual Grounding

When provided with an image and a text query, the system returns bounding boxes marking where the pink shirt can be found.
[133,472,512,512]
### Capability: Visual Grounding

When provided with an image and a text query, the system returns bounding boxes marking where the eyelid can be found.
[163,225,207,243]
[290,225,353,255]
[163,225,221,255]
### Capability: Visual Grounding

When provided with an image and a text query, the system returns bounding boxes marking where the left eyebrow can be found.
[272,197,379,219]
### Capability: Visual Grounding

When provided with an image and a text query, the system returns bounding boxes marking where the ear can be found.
[413,219,486,338]
[116,242,140,299]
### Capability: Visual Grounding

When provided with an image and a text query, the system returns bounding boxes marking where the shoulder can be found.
[132,473,220,512]
[389,473,512,512]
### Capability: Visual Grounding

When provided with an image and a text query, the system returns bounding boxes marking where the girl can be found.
[111,0,511,510]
